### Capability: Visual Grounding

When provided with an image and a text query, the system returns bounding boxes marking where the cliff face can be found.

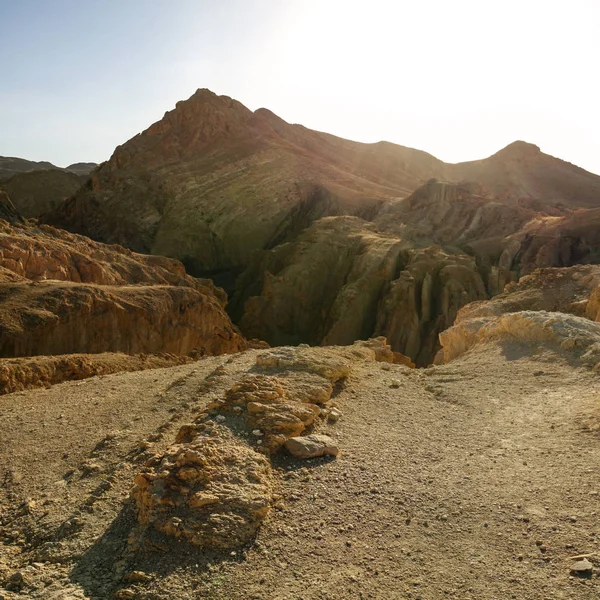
[0,201,245,358]
[0,281,243,358]
[235,217,487,365]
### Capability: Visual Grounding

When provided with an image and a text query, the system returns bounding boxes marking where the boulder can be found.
[284,434,339,459]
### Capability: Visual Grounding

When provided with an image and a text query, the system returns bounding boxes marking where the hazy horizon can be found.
[2,0,599,175]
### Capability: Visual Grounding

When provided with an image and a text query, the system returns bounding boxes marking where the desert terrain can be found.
[0,89,599,598]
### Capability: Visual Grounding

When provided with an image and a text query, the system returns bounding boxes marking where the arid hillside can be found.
[40,90,600,363]
[45,89,600,282]
[1,170,86,218]
[0,156,97,180]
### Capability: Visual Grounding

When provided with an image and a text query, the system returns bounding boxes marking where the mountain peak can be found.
[495,140,541,158]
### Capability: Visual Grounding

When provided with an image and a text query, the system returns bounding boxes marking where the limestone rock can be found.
[0,281,245,358]
[220,373,327,453]
[284,434,339,459]
[0,352,190,396]
[255,345,351,382]
[238,218,487,365]
[131,423,273,549]
[570,558,593,575]
[0,218,245,358]
[435,310,600,367]
[457,265,600,324]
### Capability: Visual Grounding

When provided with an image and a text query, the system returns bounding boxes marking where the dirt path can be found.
[0,344,598,599]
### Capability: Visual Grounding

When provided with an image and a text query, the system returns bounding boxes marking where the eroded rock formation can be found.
[435,310,600,367]
[37,90,600,365]
[131,339,402,549]
[132,422,273,550]
[0,352,191,396]
[0,198,245,358]
[235,216,487,365]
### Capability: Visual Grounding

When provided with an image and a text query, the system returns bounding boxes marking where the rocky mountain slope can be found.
[45,90,600,281]
[40,89,600,364]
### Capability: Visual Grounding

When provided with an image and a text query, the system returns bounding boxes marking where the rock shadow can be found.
[69,503,249,599]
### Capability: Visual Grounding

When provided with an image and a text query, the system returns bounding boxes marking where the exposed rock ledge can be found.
[435,310,600,368]
[0,208,246,358]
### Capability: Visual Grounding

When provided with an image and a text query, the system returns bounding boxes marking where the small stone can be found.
[125,571,151,584]
[284,434,339,459]
[115,590,137,600]
[214,415,226,423]
[232,406,242,413]
[252,429,263,436]
[328,408,343,423]
[570,559,593,575]
[390,379,401,388]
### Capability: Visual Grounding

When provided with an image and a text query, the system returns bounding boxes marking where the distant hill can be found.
[0,156,97,181]
[0,157,98,217]
[1,169,85,218]
[66,162,99,176]
[0,156,59,179]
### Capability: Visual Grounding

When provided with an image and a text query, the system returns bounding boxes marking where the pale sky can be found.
[1,0,599,174]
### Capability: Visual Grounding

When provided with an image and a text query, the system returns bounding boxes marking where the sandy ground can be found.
[0,343,598,599]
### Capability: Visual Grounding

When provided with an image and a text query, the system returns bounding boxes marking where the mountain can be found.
[0,157,98,217]
[65,161,98,176]
[0,156,59,179]
[0,156,98,180]
[42,89,600,362]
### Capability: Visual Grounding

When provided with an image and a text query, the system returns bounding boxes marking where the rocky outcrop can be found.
[0,217,225,293]
[0,352,191,396]
[131,340,397,549]
[132,422,273,550]
[0,215,245,358]
[497,208,600,276]
[236,217,487,365]
[0,281,245,358]
[435,310,600,368]
[374,246,488,365]
[456,265,600,323]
